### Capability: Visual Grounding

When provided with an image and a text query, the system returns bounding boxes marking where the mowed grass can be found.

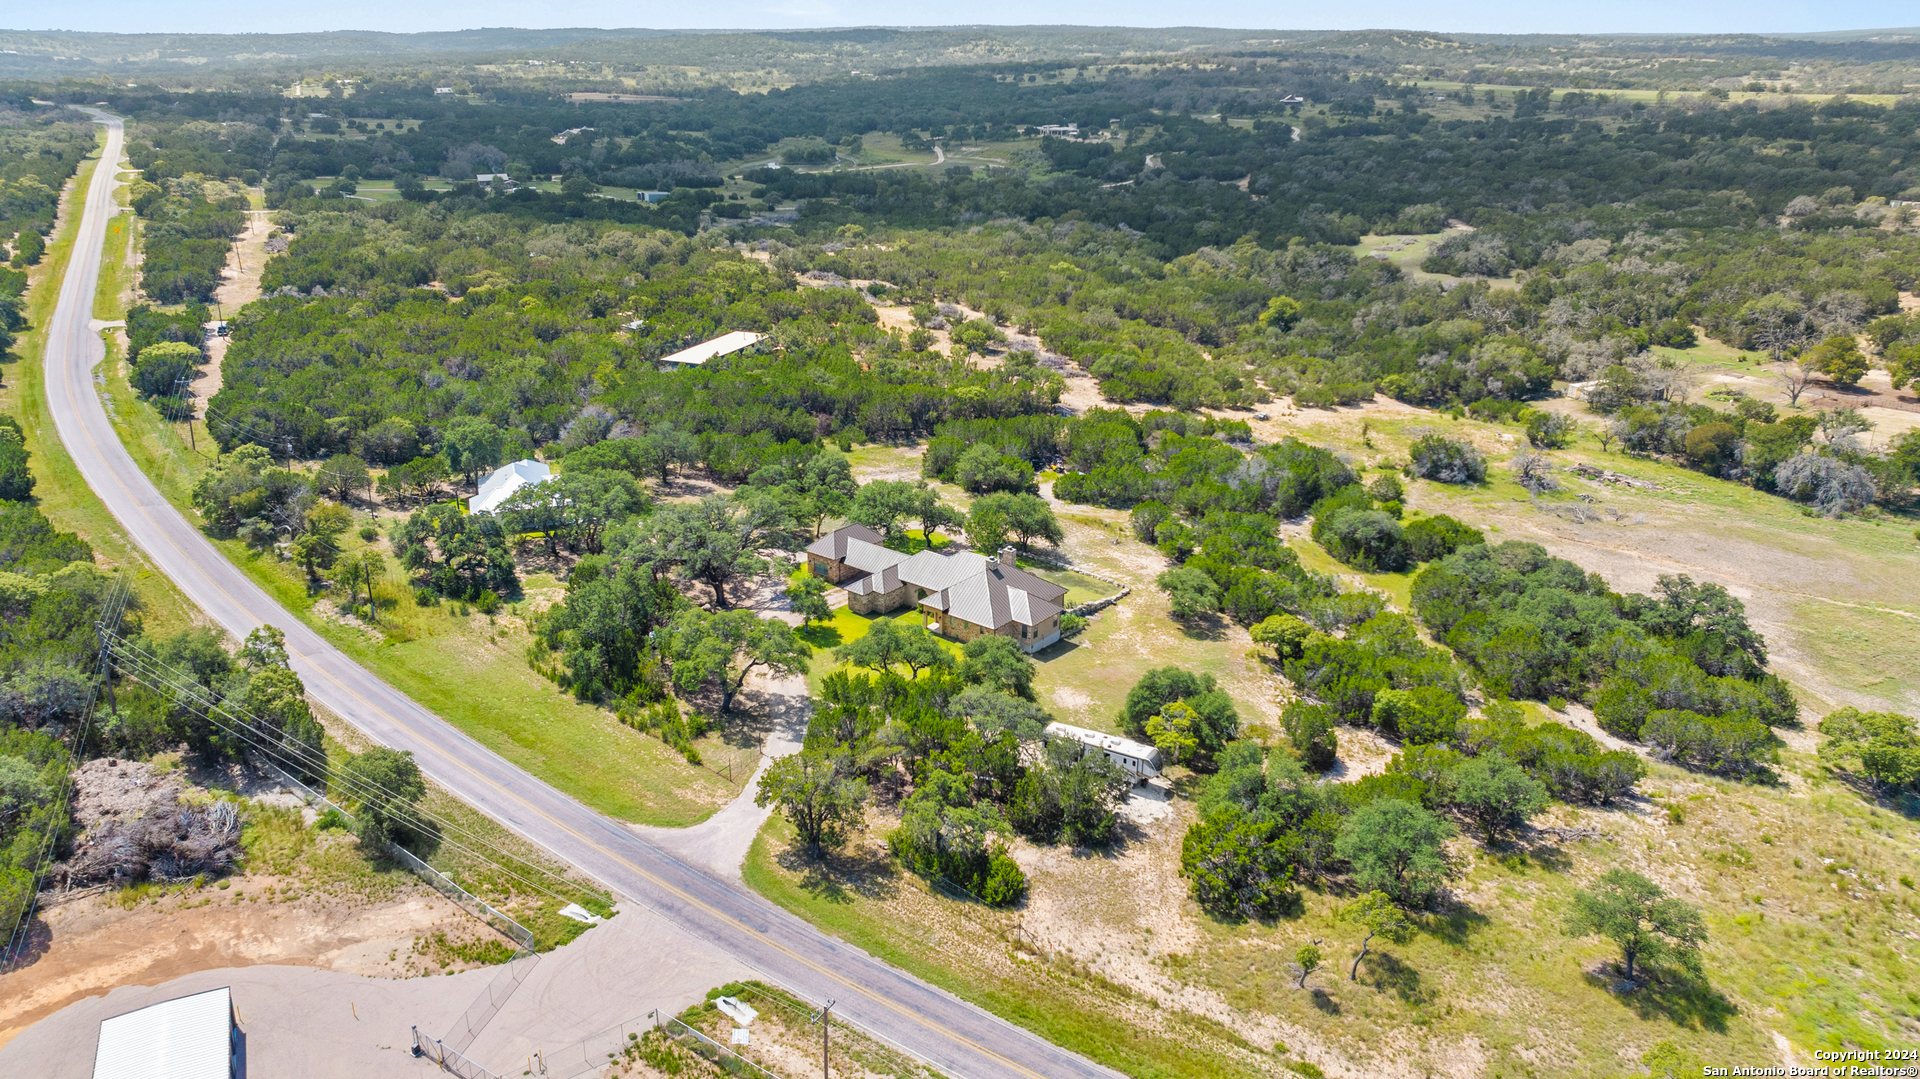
[1287,535,1416,612]
[1027,564,1245,736]
[1019,560,1115,606]
[0,136,197,636]
[796,602,963,695]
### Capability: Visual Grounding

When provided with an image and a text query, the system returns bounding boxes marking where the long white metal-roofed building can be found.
[657,330,765,366]
[92,985,238,1079]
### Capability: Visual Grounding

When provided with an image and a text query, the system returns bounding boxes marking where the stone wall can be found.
[847,581,914,615]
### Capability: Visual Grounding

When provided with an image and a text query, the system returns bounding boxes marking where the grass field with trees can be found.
[7,32,1920,1077]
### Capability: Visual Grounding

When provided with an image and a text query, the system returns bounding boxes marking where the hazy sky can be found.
[13,1,1920,37]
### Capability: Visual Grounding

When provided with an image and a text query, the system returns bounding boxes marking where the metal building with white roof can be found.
[468,458,553,515]
[93,985,237,1079]
[656,330,765,366]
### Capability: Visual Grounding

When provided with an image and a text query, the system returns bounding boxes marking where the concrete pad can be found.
[0,963,471,1079]
[0,907,755,1079]
[464,907,754,1072]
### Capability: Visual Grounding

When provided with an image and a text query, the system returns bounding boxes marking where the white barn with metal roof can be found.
[469,458,552,515]
[93,985,237,1079]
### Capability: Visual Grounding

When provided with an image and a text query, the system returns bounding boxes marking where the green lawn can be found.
[797,606,963,695]
[1019,560,1115,607]
[1286,536,1416,612]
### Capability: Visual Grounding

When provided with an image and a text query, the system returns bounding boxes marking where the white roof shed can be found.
[93,985,236,1079]
[657,330,765,366]
[469,458,553,515]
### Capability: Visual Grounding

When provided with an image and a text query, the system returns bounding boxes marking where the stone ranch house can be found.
[805,524,1068,653]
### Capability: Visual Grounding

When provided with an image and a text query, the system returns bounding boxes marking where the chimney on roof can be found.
[998,546,1016,568]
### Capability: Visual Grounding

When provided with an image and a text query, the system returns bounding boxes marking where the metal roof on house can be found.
[841,537,909,575]
[469,458,552,515]
[923,563,1065,629]
[806,523,886,561]
[897,549,989,592]
[92,986,233,1079]
[809,525,1068,632]
[1045,722,1164,769]
[657,330,765,366]
[844,563,902,595]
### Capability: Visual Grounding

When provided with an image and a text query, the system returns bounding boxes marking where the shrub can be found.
[1408,435,1486,484]
[1639,709,1777,779]
[978,852,1029,906]
[954,443,1034,493]
[1525,410,1576,449]
[1371,686,1467,744]
[1334,798,1454,906]
[1281,702,1339,771]
[1118,667,1240,755]
[1317,508,1410,571]
[1684,422,1740,473]
[1818,707,1920,791]
[1403,514,1484,562]
[1449,752,1549,840]
[1459,710,1645,804]
[1773,452,1877,515]
[1157,566,1222,620]
[1181,806,1297,919]
[129,340,201,399]
[0,416,33,501]
[1592,656,1798,742]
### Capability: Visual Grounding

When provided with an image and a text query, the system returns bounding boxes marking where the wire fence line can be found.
[413,1027,505,1079]
[387,842,536,954]
[110,644,546,1059]
[437,942,542,1057]
[519,1014,657,1079]
[656,1014,786,1079]
[73,632,969,1079]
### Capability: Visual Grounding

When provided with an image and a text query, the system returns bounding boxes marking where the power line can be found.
[102,634,604,911]
[110,650,589,913]
[1,576,135,967]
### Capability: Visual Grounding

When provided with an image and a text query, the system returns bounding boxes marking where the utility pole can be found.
[171,374,195,449]
[809,999,835,1079]
[96,622,116,714]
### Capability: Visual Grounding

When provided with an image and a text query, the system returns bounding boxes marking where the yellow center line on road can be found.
[53,115,1060,1079]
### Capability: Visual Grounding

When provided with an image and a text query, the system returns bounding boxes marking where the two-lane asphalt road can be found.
[46,111,1114,1079]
